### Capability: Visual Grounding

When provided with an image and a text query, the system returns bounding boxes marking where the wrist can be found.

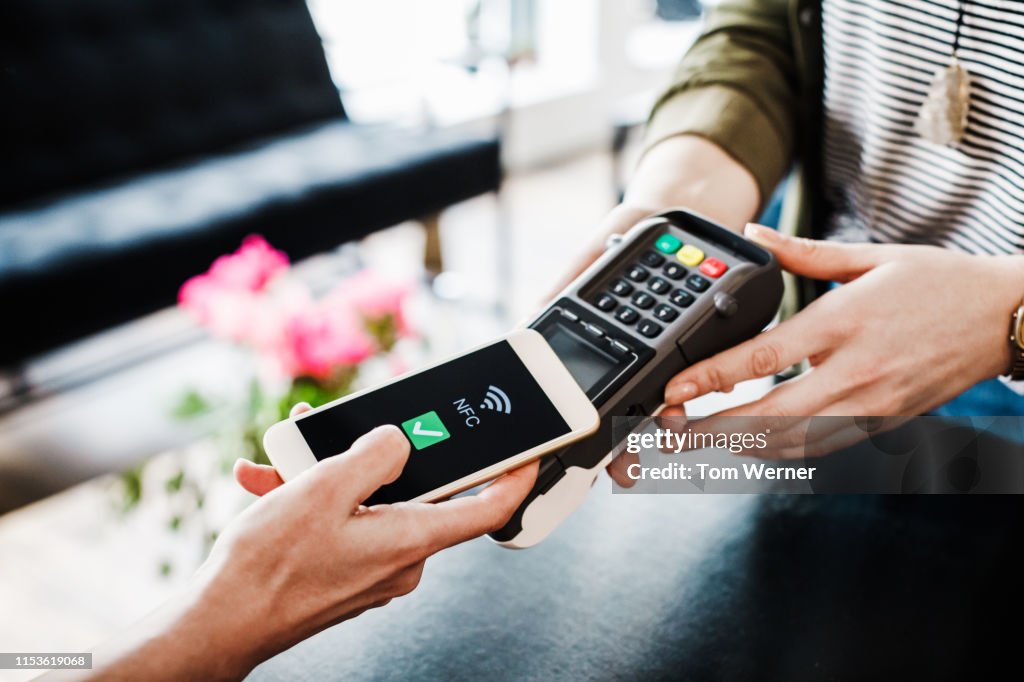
[626,135,760,231]
[89,576,262,682]
[989,254,1024,378]
[180,559,284,679]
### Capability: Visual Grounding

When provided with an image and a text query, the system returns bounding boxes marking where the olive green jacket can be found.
[644,0,825,312]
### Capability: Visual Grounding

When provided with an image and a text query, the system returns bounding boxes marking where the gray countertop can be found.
[250,486,1023,681]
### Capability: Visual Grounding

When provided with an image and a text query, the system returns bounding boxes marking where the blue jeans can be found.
[934,378,1024,417]
[932,378,1024,442]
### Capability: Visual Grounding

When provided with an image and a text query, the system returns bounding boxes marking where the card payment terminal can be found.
[490,209,784,548]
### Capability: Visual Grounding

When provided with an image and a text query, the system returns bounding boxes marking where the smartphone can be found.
[263,329,599,504]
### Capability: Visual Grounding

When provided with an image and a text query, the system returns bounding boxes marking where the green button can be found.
[401,410,451,450]
[655,233,682,254]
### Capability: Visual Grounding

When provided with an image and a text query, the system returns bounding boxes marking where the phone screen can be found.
[296,340,571,504]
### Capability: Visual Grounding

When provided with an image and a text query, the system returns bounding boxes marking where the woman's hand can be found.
[89,406,538,681]
[664,224,1024,424]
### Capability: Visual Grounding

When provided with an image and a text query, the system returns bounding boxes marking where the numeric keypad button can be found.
[685,274,711,293]
[653,304,679,322]
[615,306,640,324]
[640,251,666,268]
[663,262,687,280]
[595,294,617,312]
[610,278,634,296]
[648,277,671,295]
[637,319,663,338]
[670,289,695,308]
[626,265,650,283]
[632,292,656,309]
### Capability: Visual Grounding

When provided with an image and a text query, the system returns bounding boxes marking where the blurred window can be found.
[307,0,602,122]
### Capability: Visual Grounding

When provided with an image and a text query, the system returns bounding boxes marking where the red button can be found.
[699,258,728,278]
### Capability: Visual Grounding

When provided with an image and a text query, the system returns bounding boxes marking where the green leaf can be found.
[117,466,144,513]
[275,375,358,426]
[165,470,185,493]
[168,515,182,532]
[172,389,211,419]
[247,378,264,418]
[364,313,399,352]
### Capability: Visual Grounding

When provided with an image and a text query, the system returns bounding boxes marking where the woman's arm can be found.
[647,0,798,212]
[561,0,797,284]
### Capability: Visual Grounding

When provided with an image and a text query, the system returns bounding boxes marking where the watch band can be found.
[1008,305,1024,381]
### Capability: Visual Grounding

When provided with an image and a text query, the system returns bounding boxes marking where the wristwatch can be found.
[1008,304,1024,380]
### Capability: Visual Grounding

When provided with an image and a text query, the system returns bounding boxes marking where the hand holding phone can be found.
[263,329,598,504]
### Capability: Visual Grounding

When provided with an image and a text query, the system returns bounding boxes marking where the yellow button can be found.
[677,244,704,266]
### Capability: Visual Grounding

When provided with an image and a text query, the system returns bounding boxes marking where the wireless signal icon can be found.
[480,385,512,414]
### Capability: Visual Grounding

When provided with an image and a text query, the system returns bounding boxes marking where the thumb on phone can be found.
[234,402,314,497]
[317,425,411,509]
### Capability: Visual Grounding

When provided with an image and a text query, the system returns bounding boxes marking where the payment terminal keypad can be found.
[585,227,733,338]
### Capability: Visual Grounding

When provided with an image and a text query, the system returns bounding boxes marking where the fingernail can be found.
[355,425,398,445]
[744,223,782,244]
[290,402,313,417]
[665,381,697,404]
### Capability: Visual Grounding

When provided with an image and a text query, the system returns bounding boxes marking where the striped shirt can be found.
[822,0,1024,255]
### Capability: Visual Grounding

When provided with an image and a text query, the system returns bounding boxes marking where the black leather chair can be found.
[0,0,501,366]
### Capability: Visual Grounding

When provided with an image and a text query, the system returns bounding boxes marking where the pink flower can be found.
[178,235,290,344]
[273,303,376,380]
[206,235,289,292]
[178,238,411,381]
[177,274,262,343]
[328,271,414,335]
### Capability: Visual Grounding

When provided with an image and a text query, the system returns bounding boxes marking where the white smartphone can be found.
[263,329,599,504]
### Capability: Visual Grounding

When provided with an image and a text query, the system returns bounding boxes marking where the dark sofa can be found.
[0,0,501,366]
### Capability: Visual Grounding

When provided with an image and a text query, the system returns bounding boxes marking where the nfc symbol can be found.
[480,385,512,414]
